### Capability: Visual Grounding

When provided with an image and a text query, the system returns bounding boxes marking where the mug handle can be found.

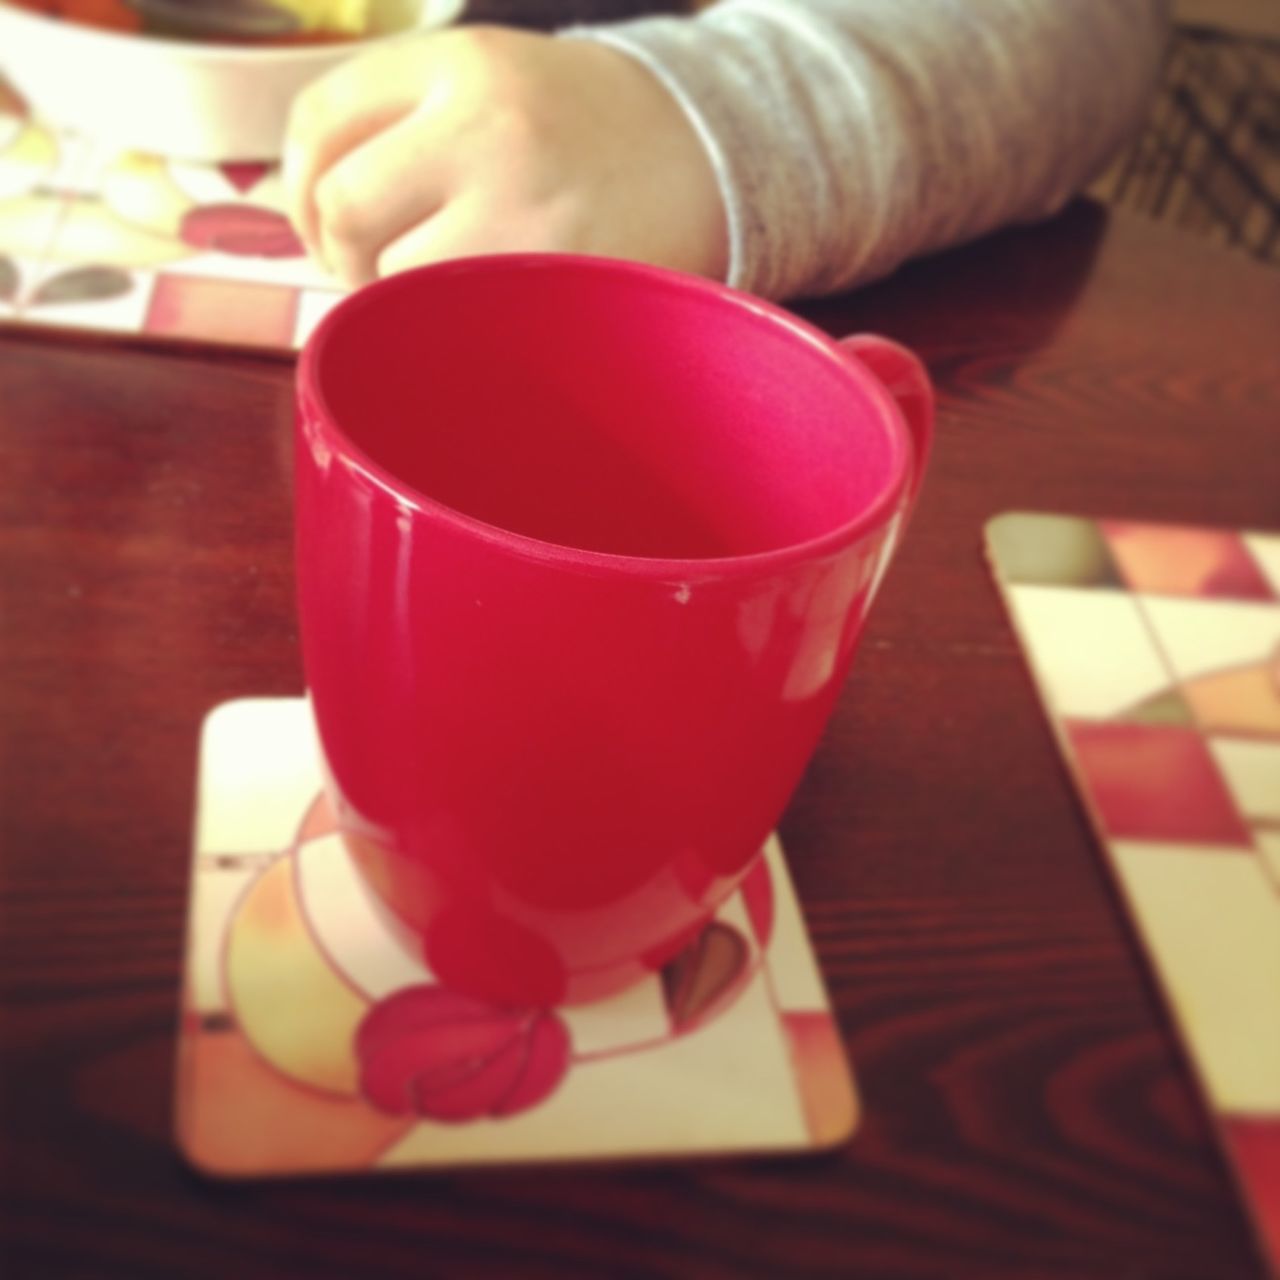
[837,334,934,509]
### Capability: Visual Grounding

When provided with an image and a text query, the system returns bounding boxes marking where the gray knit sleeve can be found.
[562,0,1169,299]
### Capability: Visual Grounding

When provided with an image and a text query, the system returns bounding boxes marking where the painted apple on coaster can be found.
[176,254,933,1177]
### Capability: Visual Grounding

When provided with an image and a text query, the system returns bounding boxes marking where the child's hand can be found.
[282,26,729,287]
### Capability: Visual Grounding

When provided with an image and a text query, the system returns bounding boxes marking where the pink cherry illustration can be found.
[179,204,303,258]
[355,986,571,1123]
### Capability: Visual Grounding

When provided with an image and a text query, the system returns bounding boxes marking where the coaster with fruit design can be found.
[175,697,860,1178]
[0,88,343,351]
[985,512,1280,1277]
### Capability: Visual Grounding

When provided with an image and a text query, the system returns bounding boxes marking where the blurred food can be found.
[0,0,422,41]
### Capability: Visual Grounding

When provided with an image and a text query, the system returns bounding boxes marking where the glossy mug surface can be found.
[295,255,932,1007]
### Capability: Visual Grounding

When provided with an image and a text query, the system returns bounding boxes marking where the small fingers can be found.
[375,189,591,278]
[282,51,426,260]
[375,198,525,278]
[312,113,451,286]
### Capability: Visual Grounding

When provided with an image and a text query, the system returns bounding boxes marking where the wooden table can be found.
[2,202,1277,1279]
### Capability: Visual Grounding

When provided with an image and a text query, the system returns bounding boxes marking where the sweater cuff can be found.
[559,16,755,293]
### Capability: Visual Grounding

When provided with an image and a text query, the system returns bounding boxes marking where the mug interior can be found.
[306,258,900,561]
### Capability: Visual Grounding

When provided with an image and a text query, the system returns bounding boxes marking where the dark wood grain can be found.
[2,202,1277,1279]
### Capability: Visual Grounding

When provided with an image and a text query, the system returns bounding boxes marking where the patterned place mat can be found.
[0,91,342,353]
[175,697,860,1178]
[986,512,1280,1277]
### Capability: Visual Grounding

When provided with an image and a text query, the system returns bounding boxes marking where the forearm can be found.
[564,0,1169,299]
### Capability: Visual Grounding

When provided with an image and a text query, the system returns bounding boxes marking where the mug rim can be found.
[297,253,915,579]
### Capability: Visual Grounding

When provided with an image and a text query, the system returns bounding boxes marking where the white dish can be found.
[0,0,463,160]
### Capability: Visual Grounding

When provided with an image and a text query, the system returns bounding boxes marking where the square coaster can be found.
[175,698,860,1178]
[0,107,343,352]
[986,512,1280,1276]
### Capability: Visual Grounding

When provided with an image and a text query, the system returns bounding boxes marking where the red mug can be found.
[296,255,931,1007]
